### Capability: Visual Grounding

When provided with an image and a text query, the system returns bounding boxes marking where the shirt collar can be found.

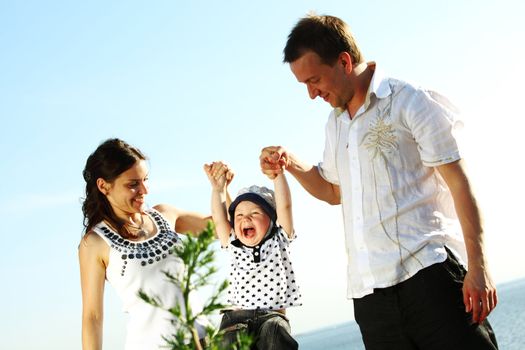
[334,62,392,118]
[365,62,393,105]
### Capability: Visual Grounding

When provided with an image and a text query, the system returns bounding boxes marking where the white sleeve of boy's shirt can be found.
[278,226,296,243]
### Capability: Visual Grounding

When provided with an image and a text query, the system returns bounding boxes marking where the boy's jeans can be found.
[219,309,298,350]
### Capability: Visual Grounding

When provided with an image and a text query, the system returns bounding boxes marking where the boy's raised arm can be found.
[204,162,233,247]
[274,173,293,237]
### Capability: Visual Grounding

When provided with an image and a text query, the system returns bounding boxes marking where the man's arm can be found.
[260,146,341,205]
[437,160,497,323]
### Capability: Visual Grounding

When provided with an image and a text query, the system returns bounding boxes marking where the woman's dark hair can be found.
[82,138,146,238]
[283,14,363,66]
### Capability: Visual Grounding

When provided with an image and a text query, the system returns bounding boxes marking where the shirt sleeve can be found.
[318,110,341,185]
[405,88,461,167]
[278,226,296,243]
[220,231,236,249]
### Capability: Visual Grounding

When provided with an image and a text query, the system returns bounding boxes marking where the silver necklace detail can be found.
[128,214,149,238]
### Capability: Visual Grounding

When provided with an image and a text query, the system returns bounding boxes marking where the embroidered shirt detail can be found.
[361,91,398,159]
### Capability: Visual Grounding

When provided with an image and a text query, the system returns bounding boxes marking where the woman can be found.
[79,138,209,350]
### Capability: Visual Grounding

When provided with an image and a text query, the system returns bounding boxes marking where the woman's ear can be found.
[96,178,110,195]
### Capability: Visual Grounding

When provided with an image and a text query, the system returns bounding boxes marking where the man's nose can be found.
[307,83,319,99]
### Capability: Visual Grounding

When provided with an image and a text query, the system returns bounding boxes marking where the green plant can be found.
[139,222,252,349]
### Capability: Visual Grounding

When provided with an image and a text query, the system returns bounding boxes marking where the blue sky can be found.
[1,1,524,349]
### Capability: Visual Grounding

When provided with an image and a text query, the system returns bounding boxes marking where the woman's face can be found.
[101,160,149,218]
[233,200,271,247]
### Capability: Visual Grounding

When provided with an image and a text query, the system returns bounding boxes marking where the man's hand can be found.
[259,146,289,179]
[463,266,498,324]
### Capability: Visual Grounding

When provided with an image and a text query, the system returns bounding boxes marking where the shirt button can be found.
[254,252,259,256]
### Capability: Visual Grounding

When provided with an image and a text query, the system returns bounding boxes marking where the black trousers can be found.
[353,250,498,350]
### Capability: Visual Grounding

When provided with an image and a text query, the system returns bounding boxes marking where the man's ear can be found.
[339,52,353,73]
[96,178,110,195]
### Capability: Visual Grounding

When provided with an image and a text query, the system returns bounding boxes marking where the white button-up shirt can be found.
[318,64,467,298]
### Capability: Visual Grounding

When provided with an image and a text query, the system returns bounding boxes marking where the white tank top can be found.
[93,208,208,350]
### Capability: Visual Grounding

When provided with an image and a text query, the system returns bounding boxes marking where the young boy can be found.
[204,161,301,350]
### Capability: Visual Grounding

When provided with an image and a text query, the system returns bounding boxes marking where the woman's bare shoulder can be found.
[78,230,107,254]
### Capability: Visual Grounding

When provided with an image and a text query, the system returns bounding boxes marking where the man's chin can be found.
[332,101,345,109]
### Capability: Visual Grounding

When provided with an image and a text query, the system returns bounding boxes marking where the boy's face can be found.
[233,200,271,247]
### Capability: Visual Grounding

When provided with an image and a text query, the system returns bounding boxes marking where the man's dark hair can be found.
[284,14,363,66]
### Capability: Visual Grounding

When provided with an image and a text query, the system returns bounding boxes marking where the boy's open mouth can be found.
[242,227,256,238]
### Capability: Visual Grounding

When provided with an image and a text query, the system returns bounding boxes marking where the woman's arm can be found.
[79,232,108,350]
[155,204,211,236]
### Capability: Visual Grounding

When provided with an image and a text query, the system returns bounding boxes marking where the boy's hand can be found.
[203,161,234,190]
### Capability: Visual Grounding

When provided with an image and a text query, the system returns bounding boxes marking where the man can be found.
[260,14,498,349]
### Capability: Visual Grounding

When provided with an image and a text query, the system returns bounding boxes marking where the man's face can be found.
[290,51,352,109]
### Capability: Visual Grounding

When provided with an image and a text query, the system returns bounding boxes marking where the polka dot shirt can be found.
[225,226,302,310]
